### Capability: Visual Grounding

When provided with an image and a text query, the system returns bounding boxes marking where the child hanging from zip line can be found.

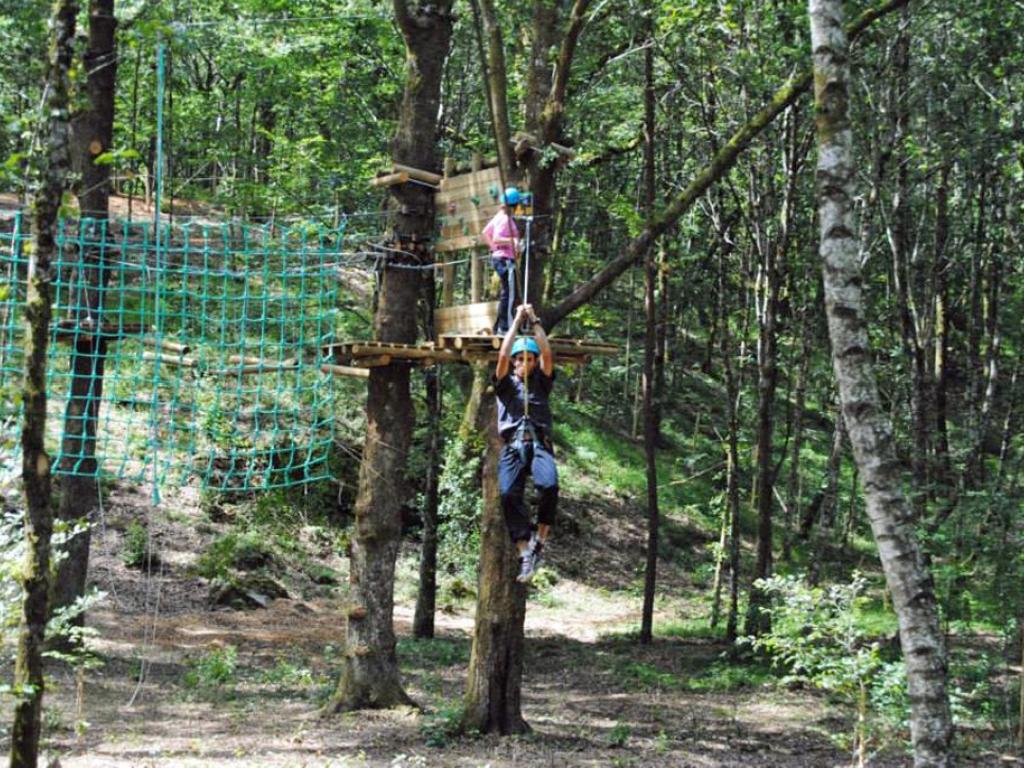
[481,186,522,334]
[494,303,558,583]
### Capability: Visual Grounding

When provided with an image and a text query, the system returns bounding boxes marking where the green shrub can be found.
[746,573,907,762]
[435,435,484,591]
[607,722,630,747]
[194,532,275,579]
[183,645,239,691]
[121,520,153,569]
[420,703,465,748]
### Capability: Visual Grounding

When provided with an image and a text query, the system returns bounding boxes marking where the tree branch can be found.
[545,0,911,329]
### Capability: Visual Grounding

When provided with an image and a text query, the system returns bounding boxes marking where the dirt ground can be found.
[1,479,1020,768]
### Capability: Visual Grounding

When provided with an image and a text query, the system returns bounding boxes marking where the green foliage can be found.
[260,657,315,689]
[0,508,24,656]
[746,573,908,754]
[420,703,466,748]
[183,644,239,693]
[620,661,682,691]
[120,520,152,569]
[194,531,275,580]
[606,722,631,748]
[435,434,484,603]
[682,660,775,692]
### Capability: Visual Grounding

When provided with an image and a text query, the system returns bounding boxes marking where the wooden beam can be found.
[436,167,504,195]
[320,363,370,379]
[435,234,484,253]
[228,353,265,365]
[356,355,392,368]
[369,171,409,188]
[142,351,197,367]
[392,163,443,186]
[210,358,299,376]
[142,337,190,354]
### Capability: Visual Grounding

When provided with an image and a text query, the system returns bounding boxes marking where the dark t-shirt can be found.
[494,369,556,441]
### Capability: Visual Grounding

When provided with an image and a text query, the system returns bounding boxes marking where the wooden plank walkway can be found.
[323,334,617,372]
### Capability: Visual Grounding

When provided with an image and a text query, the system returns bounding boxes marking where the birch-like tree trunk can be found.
[326,0,454,712]
[808,1,952,764]
[10,2,78,766]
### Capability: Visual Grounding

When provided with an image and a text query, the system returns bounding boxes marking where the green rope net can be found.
[0,213,343,492]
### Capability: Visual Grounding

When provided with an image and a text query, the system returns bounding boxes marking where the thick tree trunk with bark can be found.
[10,3,78,767]
[809,1,952,764]
[461,394,529,735]
[326,0,453,713]
[459,0,592,731]
[53,0,118,625]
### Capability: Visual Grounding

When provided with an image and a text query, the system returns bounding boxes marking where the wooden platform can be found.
[323,335,618,371]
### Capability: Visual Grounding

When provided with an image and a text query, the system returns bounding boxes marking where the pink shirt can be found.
[482,210,518,260]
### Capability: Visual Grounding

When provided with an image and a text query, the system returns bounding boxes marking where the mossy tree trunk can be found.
[52,0,118,627]
[325,0,454,712]
[808,0,952,764]
[10,2,78,766]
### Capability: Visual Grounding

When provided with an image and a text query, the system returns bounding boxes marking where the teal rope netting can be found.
[0,213,344,492]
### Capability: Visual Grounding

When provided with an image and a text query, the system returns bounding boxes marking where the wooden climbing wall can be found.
[434,166,505,253]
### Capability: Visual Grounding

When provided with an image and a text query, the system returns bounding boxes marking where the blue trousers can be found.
[491,257,517,333]
[498,441,558,543]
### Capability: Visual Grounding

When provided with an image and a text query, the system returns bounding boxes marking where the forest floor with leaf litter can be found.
[1,475,1018,767]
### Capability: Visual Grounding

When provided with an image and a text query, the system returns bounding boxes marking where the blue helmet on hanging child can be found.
[511,337,541,358]
[502,186,521,206]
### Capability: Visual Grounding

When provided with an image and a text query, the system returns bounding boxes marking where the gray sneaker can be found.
[516,550,538,583]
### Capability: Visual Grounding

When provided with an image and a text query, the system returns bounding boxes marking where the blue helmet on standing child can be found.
[511,337,540,358]
[502,186,521,206]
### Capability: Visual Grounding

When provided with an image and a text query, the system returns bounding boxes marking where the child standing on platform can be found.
[481,186,521,334]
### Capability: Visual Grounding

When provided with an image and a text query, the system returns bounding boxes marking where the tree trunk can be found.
[783,303,811,561]
[10,3,78,767]
[723,315,743,646]
[808,1,952,764]
[744,108,796,635]
[639,16,659,645]
[52,0,118,626]
[809,407,844,586]
[963,256,1002,490]
[326,0,453,713]
[932,163,952,491]
[469,0,514,180]
[413,363,441,638]
[461,392,529,735]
